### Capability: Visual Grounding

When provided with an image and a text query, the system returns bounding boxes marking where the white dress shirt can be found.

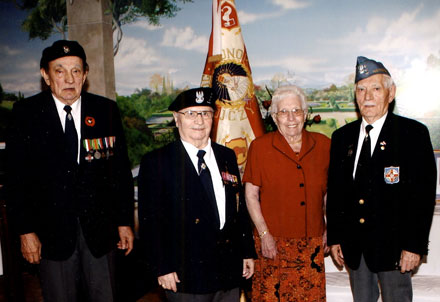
[53,95,82,163]
[181,138,226,229]
[353,112,387,178]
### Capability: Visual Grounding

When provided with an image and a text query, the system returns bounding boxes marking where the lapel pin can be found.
[85,116,95,127]
[347,144,354,157]
[380,141,386,150]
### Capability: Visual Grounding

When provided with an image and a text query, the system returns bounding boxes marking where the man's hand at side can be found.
[20,233,42,264]
[117,226,134,256]
[330,244,345,267]
[158,272,180,292]
[242,258,254,279]
[400,250,420,273]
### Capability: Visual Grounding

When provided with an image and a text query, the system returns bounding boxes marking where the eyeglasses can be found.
[177,110,214,120]
[275,108,305,118]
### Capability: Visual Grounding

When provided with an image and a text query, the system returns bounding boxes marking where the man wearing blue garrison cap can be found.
[326,56,437,301]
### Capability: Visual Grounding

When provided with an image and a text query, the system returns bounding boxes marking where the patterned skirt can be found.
[251,236,326,302]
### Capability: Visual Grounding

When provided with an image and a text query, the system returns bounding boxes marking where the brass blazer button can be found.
[195,218,200,224]
[359,218,365,224]
[359,199,365,205]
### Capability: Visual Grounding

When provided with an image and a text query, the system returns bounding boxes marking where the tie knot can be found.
[365,124,373,134]
[197,150,206,159]
[64,105,72,114]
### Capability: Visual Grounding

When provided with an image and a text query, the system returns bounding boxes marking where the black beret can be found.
[355,56,391,83]
[168,87,217,111]
[40,40,87,69]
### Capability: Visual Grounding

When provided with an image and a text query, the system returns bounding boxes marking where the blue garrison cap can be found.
[168,87,216,111]
[355,56,391,83]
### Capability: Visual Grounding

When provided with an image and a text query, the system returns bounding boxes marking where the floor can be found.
[0,272,166,302]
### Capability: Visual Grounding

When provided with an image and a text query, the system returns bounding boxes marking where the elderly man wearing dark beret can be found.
[326,56,437,302]
[137,88,256,302]
[6,40,134,302]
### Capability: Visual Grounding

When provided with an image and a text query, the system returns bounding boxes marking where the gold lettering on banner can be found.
[221,48,244,60]
[219,109,226,120]
[219,108,247,121]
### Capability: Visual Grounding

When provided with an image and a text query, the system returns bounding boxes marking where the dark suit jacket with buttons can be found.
[6,90,134,260]
[137,140,256,294]
[326,113,436,272]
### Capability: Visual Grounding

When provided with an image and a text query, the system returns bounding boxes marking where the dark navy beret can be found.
[168,87,216,111]
[355,56,390,83]
[40,40,87,69]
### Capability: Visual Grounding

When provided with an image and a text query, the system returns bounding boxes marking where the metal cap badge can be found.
[168,87,217,111]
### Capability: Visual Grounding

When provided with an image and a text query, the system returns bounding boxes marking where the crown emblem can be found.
[63,46,70,54]
[195,91,204,103]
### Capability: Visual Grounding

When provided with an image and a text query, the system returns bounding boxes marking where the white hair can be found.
[383,75,395,89]
[270,85,308,114]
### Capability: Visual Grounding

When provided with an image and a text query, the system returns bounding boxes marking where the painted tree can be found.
[9,0,192,55]
[149,73,163,93]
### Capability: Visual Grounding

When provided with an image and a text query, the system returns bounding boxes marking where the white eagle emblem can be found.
[195,91,204,104]
[358,64,368,75]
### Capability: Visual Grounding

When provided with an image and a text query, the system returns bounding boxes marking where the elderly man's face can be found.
[355,74,396,124]
[40,56,87,105]
[173,106,214,149]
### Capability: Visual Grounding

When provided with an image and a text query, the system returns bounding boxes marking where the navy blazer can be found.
[138,140,256,294]
[326,113,436,272]
[6,90,134,260]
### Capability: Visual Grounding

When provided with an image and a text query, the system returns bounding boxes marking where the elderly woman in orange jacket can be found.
[243,85,330,301]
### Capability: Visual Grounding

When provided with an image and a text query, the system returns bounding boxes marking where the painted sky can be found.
[0,0,439,98]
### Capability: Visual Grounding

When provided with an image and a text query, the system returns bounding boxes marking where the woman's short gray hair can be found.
[270,85,308,114]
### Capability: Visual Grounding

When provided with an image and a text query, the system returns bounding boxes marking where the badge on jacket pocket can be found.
[384,166,399,184]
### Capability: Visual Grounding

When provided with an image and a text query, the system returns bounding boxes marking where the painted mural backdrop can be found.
[1,0,439,154]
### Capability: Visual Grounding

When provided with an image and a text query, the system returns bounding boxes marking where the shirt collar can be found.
[181,138,212,158]
[53,95,82,116]
[361,112,388,136]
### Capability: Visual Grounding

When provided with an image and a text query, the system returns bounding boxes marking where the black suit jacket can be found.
[326,113,436,272]
[6,90,134,260]
[138,140,256,294]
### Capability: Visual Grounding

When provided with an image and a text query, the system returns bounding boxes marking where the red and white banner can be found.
[201,0,265,175]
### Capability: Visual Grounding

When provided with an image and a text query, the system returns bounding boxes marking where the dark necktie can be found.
[355,124,373,182]
[64,105,78,164]
[197,150,220,226]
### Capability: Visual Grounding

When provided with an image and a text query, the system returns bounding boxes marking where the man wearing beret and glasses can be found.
[138,87,256,302]
[326,56,436,301]
[6,40,134,302]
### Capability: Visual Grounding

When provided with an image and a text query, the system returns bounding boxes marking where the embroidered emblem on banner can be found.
[384,166,399,184]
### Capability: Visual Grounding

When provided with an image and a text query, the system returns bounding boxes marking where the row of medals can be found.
[83,137,115,162]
